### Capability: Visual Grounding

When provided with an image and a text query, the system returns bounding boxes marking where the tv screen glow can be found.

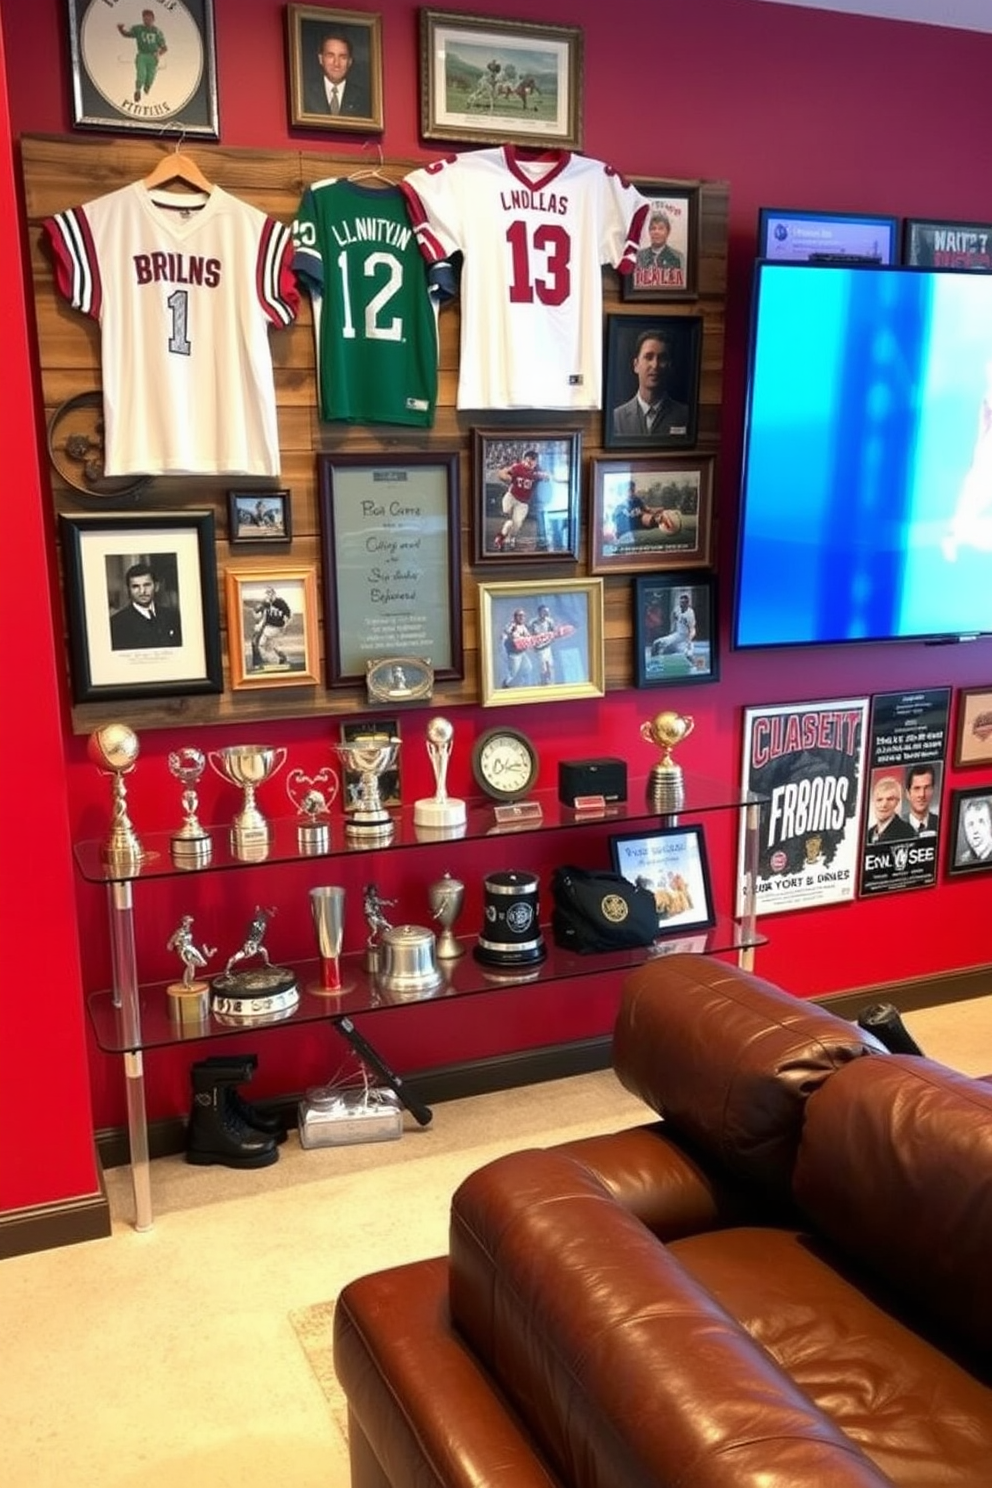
[734,262,992,649]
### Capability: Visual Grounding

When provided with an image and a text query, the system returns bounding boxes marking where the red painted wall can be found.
[2,0,990,1168]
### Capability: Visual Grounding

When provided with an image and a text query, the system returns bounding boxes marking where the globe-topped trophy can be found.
[640,711,695,813]
[87,723,145,872]
[414,717,467,835]
[334,734,401,846]
[428,872,465,959]
[209,744,287,861]
[168,746,212,869]
[286,766,339,855]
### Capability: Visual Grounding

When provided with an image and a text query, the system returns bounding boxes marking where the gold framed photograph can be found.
[225,564,320,689]
[420,10,583,149]
[286,5,384,133]
[477,577,604,707]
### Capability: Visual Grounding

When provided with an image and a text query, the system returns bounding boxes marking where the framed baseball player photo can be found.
[473,429,581,565]
[477,577,605,708]
[67,0,219,138]
[285,6,384,134]
[633,572,719,689]
[603,314,703,451]
[622,182,700,302]
[225,564,321,690]
[589,455,714,574]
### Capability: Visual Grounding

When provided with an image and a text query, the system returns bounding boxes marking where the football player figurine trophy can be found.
[309,885,350,994]
[414,717,467,835]
[428,872,465,959]
[335,734,401,846]
[165,914,216,1027]
[168,746,212,869]
[640,711,695,813]
[209,744,287,861]
[286,765,339,855]
[211,906,299,1022]
[88,723,144,872]
[362,882,397,971]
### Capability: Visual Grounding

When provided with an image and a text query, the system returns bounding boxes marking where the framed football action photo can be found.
[473,428,581,564]
[954,687,992,768]
[603,314,702,451]
[946,786,992,875]
[623,182,700,302]
[225,564,321,689]
[590,454,714,573]
[227,490,292,546]
[609,825,716,936]
[286,6,384,134]
[633,572,719,688]
[477,578,604,707]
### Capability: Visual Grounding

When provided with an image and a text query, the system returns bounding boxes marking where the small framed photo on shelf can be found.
[473,428,581,564]
[590,454,714,574]
[477,577,605,707]
[227,490,292,546]
[903,218,992,271]
[419,10,583,149]
[285,5,384,133]
[756,206,899,264]
[225,564,321,689]
[946,786,992,876]
[58,510,222,705]
[603,314,702,451]
[622,182,700,301]
[66,0,219,138]
[954,688,992,768]
[633,572,719,688]
[609,824,716,936]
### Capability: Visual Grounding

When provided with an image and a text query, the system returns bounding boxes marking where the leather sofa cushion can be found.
[793,1054,992,1359]
[615,955,875,1194]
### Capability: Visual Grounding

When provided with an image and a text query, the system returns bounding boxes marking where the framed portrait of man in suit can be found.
[286,6,383,133]
[603,314,703,452]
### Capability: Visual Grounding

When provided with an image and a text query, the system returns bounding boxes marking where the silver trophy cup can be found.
[335,735,401,846]
[168,746,212,868]
[209,744,287,860]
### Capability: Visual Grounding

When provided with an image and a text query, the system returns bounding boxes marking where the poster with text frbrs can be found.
[737,698,869,916]
[858,688,951,897]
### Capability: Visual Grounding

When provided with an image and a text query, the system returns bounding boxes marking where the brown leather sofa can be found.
[334,954,992,1487]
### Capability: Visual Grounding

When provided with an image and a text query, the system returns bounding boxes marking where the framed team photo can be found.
[954,687,992,768]
[58,510,222,705]
[473,428,581,564]
[477,577,604,707]
[225,564,321,690]
[285,6,384,134]
[609,825,716,937]
[633,572,719,689]
[227,490,292,546]
[622,182,700,302]
[420,10,583,149]
[903,218,992,272]
[67,0,219,138]
[590,455,714,574]
[603,314,703,451]
[946,786,992,876]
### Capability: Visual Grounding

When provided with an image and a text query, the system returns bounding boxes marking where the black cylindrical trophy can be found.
[474,871,546,968]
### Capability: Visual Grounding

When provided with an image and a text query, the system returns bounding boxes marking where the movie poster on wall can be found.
[737,698,869,917]
[858,688,951,897]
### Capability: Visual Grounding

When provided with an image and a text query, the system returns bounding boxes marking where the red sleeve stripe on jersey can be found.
[257,218,299,328]
[45,207,102,319]
[398,183,446,265]
[618,202,651,274]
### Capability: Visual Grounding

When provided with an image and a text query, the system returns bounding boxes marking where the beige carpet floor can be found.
[1,996,988,1488]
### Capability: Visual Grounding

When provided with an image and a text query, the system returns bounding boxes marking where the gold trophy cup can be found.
[640,711,695,813]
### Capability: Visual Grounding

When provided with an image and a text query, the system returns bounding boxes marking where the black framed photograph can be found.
[955,688,992,768]
[756,206,899,264]
[603,314,702,451]
[946,786,992,875]
[590,454,714,574]
[224,564,320,689]
[419,10,583,149]
[622,182,700,302]
[317,452,463,688]
[58,511,222,704]
[227,490,292,546]
[903,218,992,272]
[286,5,384,134]
[609,825,716,936]
[477,577,604,707]
[633,572,719,688]
[67,0,219,138]
[473,428,581,564]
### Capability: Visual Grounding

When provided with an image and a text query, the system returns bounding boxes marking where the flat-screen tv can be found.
[733,261,992,650]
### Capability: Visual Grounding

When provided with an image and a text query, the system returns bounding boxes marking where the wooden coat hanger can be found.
[143,131,212,194]
[347,143,390,187]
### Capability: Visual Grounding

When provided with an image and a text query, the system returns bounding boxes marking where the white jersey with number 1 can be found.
[401,146,648,411]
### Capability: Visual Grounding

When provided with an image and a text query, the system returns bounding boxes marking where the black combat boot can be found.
[194,1054,286,1141]
[856,1003,925,1056]
[185,1058,279,1168]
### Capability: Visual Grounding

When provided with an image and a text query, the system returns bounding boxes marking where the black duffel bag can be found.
[550,865,658,954]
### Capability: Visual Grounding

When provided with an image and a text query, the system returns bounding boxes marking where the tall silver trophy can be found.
[414,717,467,834]
[168,747,212,868]
[309,885,350,994]
[209,744,287,860]
[640,711,695,813]
[428,872,465,959]
[87,723,144,871]
[286,766,339,855]
[335,734,401,845]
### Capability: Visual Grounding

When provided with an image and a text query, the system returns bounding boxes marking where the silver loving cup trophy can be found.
[414,717,467,833]
[640,711,695,813]
[87,723,144,871]
[309,885,349,994]
[286,766,339,855]
[428,872,465,959]
[168,746,212,868]
[209,744,287,860]
[334,734,401,846]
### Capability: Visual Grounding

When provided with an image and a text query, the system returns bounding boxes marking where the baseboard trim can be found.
[815,963,991,1022]
[0,1166,111,1260]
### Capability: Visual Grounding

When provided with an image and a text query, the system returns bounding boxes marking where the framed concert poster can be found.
[477,577,604,707]
[622,182,700,302]
[473,428,581,564]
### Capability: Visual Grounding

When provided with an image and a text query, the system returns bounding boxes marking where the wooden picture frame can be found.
[67,0,219,138]
[317,452,463,688]
[946,786,992,875]
[903,218,992,271]
[285,6,384,133]
[473,428,581,564]
[756,206,899,264]
[227,490,292,546]
[477,577,604,707]
[58,510,222,704]
[419,9,583,149]
[609,824,716,936]
[590,455,714,573]
[622,182,700,302]
[954,688,992,768]
[603,314,702,451]
[633,572,719,688]
[225,564,320,689]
